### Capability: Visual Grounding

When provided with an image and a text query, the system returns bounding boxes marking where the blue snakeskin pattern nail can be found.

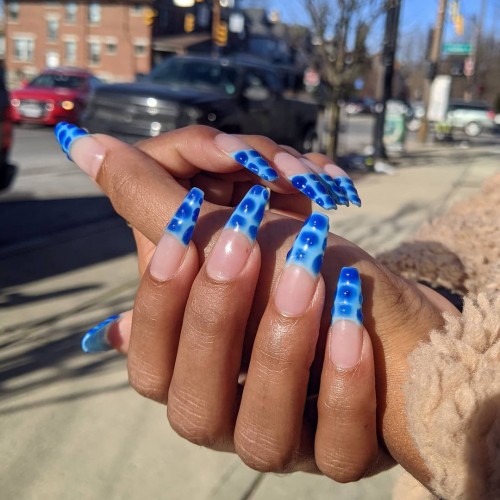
[319,173,349,206]
[231,149,279,182]
[81,314,120,353]
[331,267,363,325]
[285,212,329,277]
[225,185,269,242]
[55,121,88,159]
[335,177,362,207]
[289,174,337,210]
[165,188,204,246]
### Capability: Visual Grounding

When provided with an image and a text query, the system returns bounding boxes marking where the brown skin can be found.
[81,126,460,491]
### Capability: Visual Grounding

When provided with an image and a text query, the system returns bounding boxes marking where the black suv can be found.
[81,55,319,152]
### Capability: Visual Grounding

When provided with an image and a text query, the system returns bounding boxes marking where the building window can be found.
[88,2,101,24]
[13,37,34,62]
[8,2,20,21]
[134,42,147,57]
[105,42,117,55]
[64,40,77,65]
[88,41,101,65]
[47,19,59,42]
[65,3,77,23]
[130,4,143,16]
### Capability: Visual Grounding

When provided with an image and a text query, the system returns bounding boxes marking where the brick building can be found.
[4,0,153,85]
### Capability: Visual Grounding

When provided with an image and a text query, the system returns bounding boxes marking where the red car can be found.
[10,68,102,125]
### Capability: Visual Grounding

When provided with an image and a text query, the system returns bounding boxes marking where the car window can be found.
[149,59,239,96]
[29,73,87,89]
[449,103,489,112]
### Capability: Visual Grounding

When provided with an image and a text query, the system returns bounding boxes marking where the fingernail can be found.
[324,164,361,207]
[55,122,105,180]
[274,213,329,316]
[273,152,336,210]
[206,185,268,281]
[300,158,345,207]
[81,314,120,353]
[329,267,364,369]
[150,188,204,282]
[214,133,278,182]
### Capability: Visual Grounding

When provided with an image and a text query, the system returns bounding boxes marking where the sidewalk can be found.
[1,144,498,500]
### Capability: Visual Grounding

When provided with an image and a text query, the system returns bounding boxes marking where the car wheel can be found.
[464,121,482,137]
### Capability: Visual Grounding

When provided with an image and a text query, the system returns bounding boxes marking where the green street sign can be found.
[442,43,472,55]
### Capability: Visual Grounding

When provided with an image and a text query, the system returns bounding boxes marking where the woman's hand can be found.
[122,185,380,480]
[57,124,460,488]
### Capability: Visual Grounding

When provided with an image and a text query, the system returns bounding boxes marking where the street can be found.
[1,123,499,500]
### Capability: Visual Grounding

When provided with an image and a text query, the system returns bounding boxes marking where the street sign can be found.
[442,43,472,55]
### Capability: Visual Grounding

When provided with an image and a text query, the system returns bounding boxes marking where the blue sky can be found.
[262,0,500,44]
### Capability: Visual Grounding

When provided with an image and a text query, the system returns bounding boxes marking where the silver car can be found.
[446,100,496,137]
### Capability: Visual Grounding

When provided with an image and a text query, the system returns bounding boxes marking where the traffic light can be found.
[144,7,157,26]
[454,14,464,36]
[184,13,195,32]
[214,21,228,46]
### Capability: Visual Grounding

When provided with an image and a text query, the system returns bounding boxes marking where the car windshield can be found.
[29,74,87,89]
[148,59,239,96]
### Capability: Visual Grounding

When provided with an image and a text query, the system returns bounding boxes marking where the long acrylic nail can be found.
[206,185,268,281]
[274,152,336,210]
[329,267,364,369]
[324,164,362,207]
[150,188,204,282]
[81,314,120,353]
[300,158,345,206]
[54,122,105,180]
[214,133,278,182]
[274,213,329,316]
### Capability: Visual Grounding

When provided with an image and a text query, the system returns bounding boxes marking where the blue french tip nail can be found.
[231,149,279,182]
[81,314,120,353]
[335,177,362,207]
[54,121,88,159]
[289,173,337,210]
[331,267,363,325]
[285,212,329,277]
[319,173,348,206]
[225,185,269,243]
[165,187,204,246]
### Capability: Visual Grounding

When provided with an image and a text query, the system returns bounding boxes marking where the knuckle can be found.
[127,361,168,403]
[234,424,294,473]
[166,385,226,448]
[317,452,370,483]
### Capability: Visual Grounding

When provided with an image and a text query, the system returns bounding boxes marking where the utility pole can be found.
[418,0,448,143]
[372,0,401,165]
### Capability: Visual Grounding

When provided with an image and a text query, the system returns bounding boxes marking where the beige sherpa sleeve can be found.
[403,292,500,499]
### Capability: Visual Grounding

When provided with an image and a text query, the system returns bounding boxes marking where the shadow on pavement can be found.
[0,316,128,413]
[0,196,136,289]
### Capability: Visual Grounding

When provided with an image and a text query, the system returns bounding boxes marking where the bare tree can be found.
[304,0,387,158]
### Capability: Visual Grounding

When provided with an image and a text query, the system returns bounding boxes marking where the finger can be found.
[127,188,203,404]
[167,186,268,450]
[133,228,156,278]
[315,267,378,483]
[234,213,329,472]
[303,153,362,207]
[81,310,133,354]
[135,126,338,210]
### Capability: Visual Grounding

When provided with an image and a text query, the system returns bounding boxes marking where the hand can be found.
[57,124,460,488]
[127,186,380,480]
